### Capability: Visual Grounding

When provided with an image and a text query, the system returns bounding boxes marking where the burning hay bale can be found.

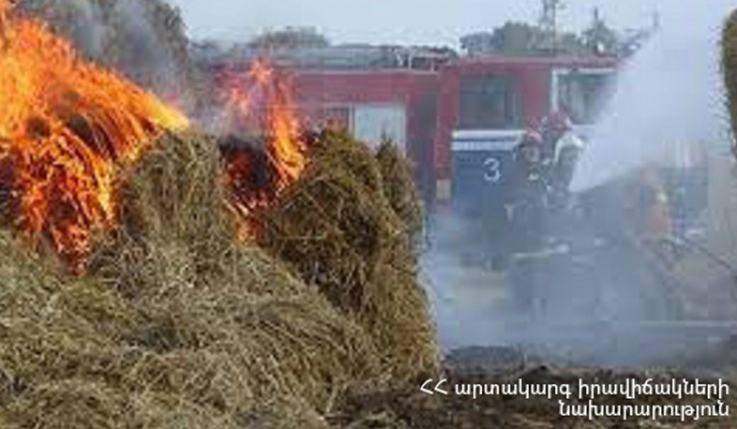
[252,128,439,384]
[0,2,390,426]
[89,131,381,410]
[0,130,384,427]
[723,9,737,158]
[0,0,189,269]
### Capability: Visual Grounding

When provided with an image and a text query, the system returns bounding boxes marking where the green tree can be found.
[581,9,621,56]
[248,27,330,50]
[459,31,495,55]
[460,21,587,56]
[493,22,542,55]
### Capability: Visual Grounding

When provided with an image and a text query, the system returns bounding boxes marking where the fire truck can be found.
[199,47,618,206]
[200,46,623,248]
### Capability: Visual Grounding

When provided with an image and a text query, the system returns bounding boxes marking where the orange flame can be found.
[266,72,305,186]
[220,61,306,226]
[0,1,188,268]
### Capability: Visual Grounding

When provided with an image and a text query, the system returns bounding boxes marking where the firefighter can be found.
[505,131,549,253]
[540,111,573,163]
[503,131,551,311]
[637,168,672,238]
[551,134,585,207]
[541,111,585,210]
[510,130,545,189]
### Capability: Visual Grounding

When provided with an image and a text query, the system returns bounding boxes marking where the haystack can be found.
[0,231,137,428]
[0,131,381,428]
[723,9,737,158]
[253,129,439,384]
[89,131,381,410]
[375,140,424,237]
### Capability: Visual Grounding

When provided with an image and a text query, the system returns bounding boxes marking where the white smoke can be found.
[63,0,108,56]
[573,1,733,190]
[18,0,194,108]
[111,0,183,90]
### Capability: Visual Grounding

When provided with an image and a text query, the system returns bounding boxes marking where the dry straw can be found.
[375,140,423,238]
[2,1,439,427]
[89,132,382,410]
[0,132,389,427]
[253,129,440,385]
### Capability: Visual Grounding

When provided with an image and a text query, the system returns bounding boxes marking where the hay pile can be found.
[0,132,386,428]
[723,9,737,158]
[17,0,201,109]
[91,132,381,409]
[253,129,439,385]
[375,141,424,237]
[0,231,138,428]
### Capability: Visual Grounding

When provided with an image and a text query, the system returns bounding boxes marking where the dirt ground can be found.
[332,347,737,429]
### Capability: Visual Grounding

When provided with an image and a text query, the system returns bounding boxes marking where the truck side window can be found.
[459,76,519,129]
[558,72,613,125]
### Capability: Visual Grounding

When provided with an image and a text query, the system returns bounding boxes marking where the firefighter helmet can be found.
[546,111,573,133]
[518,130,544,148]
[515,130,544,164]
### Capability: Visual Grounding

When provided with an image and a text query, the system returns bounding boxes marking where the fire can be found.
[266,73,306,185]
[219,61,306,226]
[0,1,188,268]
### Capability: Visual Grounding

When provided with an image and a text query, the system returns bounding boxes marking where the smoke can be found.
[572,3,732,191]
[424,206,737,367]
[18,0,196,109]
[61,0,107,56]
[110,0,184,95]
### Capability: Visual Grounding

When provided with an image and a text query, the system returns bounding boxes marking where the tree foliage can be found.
[248,27,330,50]
[461,17,625,57]
[581,13,620,55]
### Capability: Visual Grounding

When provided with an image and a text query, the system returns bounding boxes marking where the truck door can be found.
[451,131,521,238]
